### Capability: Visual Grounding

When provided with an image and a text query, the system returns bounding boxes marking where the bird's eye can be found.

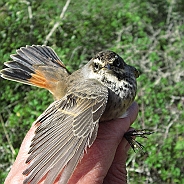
[93,63,100,71]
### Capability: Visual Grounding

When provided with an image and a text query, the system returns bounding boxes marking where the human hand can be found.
[5,102,138,184]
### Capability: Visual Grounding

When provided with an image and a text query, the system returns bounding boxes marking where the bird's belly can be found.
[100,90,134,122]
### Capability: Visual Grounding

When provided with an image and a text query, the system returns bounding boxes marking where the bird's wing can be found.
[23,79,108,184]
[0,45,70,99]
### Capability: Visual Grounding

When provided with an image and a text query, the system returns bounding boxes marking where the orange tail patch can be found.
[29,69,54,90]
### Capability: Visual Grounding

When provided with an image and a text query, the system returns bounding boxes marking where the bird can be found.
[0,45,151,184]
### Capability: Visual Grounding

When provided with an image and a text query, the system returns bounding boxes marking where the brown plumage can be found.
[0,45,151,184]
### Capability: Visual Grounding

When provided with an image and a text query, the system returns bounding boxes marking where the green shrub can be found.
[0,0,183,183]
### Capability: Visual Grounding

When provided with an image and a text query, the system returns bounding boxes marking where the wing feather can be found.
[23,80,108,184]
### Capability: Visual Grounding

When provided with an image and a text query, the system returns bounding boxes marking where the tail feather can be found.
[10,55,34,69]
[1,68,32,84]
[1,45,70,99]
[13,45,66,68]
[4,61,33,73]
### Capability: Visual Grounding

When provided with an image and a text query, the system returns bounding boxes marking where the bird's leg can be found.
[124,129,153,152]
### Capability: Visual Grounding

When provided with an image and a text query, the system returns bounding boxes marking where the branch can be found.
[44,0,71,45]
[0,114,16,157]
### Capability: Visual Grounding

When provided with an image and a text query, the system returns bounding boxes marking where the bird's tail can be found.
[0,45,70,98]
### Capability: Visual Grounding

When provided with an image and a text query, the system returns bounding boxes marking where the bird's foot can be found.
[124,129,153,152]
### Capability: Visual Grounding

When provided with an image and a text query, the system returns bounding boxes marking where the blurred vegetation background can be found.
[0,0,184,183]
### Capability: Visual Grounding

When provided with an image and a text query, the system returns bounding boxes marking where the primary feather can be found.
[22,80,108,184]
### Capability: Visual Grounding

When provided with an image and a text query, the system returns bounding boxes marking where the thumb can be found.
[103,128,133,184]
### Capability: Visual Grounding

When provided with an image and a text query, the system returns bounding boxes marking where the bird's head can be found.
[84,51,139,84]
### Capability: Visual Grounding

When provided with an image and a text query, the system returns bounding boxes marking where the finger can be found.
[4,125,37,184]
[119,101,139,125]
[128,102,139,124]
[103,138,128,184]
[102,127,136,184]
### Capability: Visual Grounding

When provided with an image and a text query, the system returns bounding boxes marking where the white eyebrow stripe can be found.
[93,58,101,64]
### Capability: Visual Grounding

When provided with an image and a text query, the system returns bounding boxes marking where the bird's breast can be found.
[100,78,137,121]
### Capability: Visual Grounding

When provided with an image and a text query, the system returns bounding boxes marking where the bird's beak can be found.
[134,68,140,78]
